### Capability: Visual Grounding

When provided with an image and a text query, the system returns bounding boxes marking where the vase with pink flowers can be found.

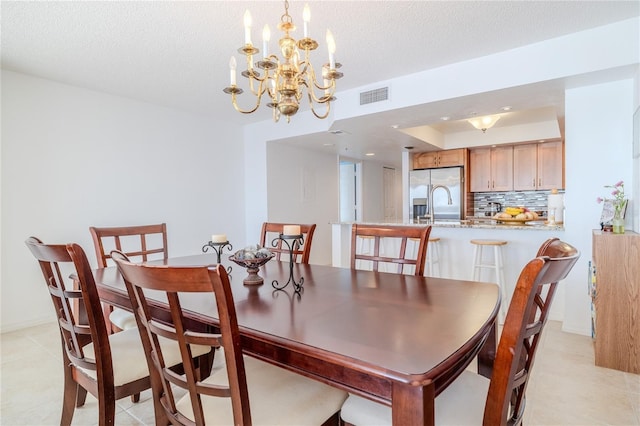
[597,180,627,234]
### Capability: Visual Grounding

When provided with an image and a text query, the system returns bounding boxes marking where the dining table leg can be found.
[477,320,498,378]
[391,380,435,426]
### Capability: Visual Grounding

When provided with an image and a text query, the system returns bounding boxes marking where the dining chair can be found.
[113,254,348,426]
[340,237,580,426]
[24,237,207,426]
[350,224,432,276]
[89,223,168,333]
[259,222,317,264]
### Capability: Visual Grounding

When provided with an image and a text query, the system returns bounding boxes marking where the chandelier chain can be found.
[281,0,292,27]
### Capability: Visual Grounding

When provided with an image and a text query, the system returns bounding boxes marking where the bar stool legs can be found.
[471,239,508,321]
[426,237,441,277]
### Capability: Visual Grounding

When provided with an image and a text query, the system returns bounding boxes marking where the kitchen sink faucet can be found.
[427,184,453,222]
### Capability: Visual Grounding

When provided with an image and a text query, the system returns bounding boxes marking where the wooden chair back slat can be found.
[89,223,168,267]
[350,224,432,276]
[90,223,168,333]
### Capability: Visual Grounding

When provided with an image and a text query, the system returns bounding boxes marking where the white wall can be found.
[562,78,636,335]
[266,143,339,265]
[1,71,245,332]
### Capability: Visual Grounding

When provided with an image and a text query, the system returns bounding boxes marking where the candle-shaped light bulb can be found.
[262,24,271,59]
[244,10,252,45]
[303,4,310,38]
[326,29,336,69]
[229,56,237,86]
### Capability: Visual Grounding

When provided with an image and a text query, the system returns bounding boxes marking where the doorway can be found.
[383,166,397,222]
[339,160,362,222]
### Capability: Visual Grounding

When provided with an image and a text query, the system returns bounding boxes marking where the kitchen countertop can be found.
[333,219,564,231]
[434,218,563,231]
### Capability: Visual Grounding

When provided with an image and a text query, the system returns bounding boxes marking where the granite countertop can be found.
[434,218,564,231]
[333,219,564,231]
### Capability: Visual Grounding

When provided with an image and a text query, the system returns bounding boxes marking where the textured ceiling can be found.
[2,1,639,155]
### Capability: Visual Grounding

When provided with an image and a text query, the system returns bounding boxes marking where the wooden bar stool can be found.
[426,237,441,277]
[471,239,508,320]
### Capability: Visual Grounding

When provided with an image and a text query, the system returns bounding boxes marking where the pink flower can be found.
[596,197,603,204]
[600,180,626,213]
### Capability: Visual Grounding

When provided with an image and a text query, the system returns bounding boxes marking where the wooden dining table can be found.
[94,253,500,426]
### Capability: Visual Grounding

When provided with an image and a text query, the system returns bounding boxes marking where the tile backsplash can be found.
[472,190,564,217]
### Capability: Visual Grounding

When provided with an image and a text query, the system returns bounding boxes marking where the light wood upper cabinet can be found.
[513,142,564,190]
[469,148,491,191]
[437,149,466,168]
[536,141,564,190]
[513,144,538,190]
[470,146,513,192]
[413,149,465,169]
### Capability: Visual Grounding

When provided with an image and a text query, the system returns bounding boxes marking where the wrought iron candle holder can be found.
[271,233,304,293]
[202,240,233,274]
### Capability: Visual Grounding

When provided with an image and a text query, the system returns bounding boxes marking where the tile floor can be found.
[1,320,639,425]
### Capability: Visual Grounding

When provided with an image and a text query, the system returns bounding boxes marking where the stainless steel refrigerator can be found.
[409,167,464,222]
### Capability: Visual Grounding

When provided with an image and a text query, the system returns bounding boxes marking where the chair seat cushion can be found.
[176,356,348,425]
[108,308,138,330]
[340,370,489,426]
[81,328,211,386]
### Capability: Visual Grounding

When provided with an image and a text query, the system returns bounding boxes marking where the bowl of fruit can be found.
[494,207,540,224]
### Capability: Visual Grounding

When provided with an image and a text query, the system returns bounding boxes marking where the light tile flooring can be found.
[1,320,639,425]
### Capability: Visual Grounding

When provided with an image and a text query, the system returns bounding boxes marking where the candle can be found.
[262,24,271,59]
[244,10,252,45]
[326,29,336,69]
[303,4,310,38]
[229,57,237,86]
[283,225,301,236]
[211,234,227,243]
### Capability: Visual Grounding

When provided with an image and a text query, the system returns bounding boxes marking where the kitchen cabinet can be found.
[413,148,465,169]
[513,142,564,190]
[536,141,564,189]
[592,230,640,374]
[469,146,513,192]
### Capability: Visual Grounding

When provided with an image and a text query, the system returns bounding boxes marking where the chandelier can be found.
[223,1,343,123]
[468,115,500,133]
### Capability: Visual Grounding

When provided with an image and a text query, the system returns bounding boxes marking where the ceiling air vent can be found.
[360,87,389,105]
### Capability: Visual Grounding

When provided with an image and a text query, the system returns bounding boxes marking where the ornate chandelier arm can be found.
[308,92,331,119]
[298,69,335,104]
[227,88,265,114]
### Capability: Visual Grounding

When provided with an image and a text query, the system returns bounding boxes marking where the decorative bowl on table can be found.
[229,246,274,285]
